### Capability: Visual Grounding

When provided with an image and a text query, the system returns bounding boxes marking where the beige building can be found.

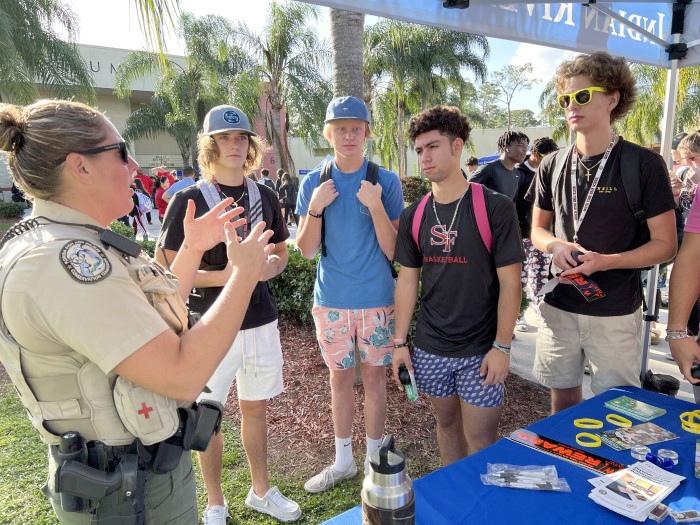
[0,44,562,193]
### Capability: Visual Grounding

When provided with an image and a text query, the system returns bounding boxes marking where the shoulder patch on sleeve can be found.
[59,240,112,283]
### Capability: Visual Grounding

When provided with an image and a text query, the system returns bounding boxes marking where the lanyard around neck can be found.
[570,135,618,243]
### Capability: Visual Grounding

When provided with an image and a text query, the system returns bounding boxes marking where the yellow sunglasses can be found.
[557,87,606,109]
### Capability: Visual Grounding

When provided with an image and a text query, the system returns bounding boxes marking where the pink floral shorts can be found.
[311,305,395,370]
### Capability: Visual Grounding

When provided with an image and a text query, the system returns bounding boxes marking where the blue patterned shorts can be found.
[412,347,504,407]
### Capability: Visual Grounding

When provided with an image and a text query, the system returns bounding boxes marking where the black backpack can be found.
[319,160,380,257]
[551,139,650,250]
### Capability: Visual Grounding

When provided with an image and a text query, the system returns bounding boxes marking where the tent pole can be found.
[640,36,681,384]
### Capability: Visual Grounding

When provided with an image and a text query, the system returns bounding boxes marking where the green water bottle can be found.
[398,364,418,402]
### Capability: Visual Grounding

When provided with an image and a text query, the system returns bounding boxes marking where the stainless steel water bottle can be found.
[361,435,415,524]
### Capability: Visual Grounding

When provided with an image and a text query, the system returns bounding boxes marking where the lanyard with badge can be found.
[212,178,250,239]
[537,135,618,302]
[571,134,618,243]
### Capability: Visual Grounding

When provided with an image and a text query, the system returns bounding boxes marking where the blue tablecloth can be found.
[323,386,699,525]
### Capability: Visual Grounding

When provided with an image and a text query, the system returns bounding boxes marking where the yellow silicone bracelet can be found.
[680,411,700,428]
[682,423,700,434]
[574,418,603,429]
[606,414,632,428]
[576,432,602,447]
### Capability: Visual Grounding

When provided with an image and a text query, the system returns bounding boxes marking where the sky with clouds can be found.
[63,0,572,113]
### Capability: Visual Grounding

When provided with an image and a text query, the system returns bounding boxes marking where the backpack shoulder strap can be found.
[320,160,333,184]
[470,183,492,254]
[551,144,574,194]
[412,192,432,250]
[196,179,222,211]
[319,161,333,257]
[366,161,379,185]
[618,140,646,224]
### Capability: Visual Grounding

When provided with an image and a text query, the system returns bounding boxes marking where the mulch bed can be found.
[225,318,552,478]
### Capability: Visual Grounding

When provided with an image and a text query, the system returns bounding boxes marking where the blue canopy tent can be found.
[300,0,700,390]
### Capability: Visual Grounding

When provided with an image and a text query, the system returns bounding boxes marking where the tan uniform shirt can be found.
[2,199,170,376]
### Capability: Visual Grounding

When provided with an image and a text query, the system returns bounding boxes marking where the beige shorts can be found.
[533,302,642,395]
[197,320,284,404]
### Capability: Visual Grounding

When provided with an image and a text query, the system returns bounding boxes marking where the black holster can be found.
[142,399,223,474]
[53,433,146,524]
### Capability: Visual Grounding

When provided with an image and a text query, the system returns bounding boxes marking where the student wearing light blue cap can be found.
[296,96,404,492]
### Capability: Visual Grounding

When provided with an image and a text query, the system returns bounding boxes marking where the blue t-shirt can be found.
[296,159,404,309]
[163,177,196,198]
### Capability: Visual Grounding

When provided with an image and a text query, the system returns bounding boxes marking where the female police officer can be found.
[0,99,274,524]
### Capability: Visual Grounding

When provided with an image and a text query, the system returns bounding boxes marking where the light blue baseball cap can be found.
[202,105,256,136]
[325,96,370,124]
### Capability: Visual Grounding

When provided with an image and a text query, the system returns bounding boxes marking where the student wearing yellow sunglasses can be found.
[530,52,677,414]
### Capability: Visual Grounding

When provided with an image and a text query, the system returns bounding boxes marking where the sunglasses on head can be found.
[79,142,129,164]
[557,87,606,109]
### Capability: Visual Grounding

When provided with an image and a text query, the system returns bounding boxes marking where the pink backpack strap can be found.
[412,192,432,249]
[470,183,492,254]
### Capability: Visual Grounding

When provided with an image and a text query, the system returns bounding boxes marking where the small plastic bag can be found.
[480,463,572,492]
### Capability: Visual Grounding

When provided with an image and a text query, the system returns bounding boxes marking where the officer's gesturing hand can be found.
[183,198,246,254]
[309,178,338,213]
[225,221,275,282]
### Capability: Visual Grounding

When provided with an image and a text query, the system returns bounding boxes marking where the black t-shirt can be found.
[469,159,520,201]
[158,181,289,330]
[516,162,536,239]
[532,139,675,316]
[394,187,524,358]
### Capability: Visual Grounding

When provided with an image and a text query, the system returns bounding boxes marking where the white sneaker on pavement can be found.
[515,316,528,332]
[245,486,301,522]
[202,500,230,525]
[304,463,358,493]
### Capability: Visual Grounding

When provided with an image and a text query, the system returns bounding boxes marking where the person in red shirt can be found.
[154,175,171,220]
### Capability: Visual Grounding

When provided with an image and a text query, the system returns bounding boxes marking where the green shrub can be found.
[401,176,431,206]
[139,239,156,257]
[268,245,318,325]
[0,201,27,218]
[109,220,135,240]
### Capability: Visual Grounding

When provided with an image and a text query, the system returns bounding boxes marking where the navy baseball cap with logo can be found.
[325,96,370,124]
[202,105,256,136]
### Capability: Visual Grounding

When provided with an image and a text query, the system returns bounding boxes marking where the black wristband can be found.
[308,209,322,219]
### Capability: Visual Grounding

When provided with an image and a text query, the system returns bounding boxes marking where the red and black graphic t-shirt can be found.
[394,186,524,358]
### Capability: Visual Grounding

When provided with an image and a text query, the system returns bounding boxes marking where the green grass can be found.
[0,380,364,524]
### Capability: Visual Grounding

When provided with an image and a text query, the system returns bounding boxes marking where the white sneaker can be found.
[304,463,358,493]
[202,500,229,525]
[515,317,529,332]
[245,486,301,522]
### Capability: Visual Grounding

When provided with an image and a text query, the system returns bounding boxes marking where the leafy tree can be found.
[235,1,331,173]
[475,81,506,128]
[0,0,94,103]
[366,20,488,177]
[538,80,569,143]
[115,13,251,166]
[620,64,700,144]
[510,109,540,128]
[491,63,537,130]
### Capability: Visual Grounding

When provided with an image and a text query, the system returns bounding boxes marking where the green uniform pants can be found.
[49,450,197,524]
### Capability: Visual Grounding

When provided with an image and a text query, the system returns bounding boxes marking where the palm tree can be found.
[366,20,489,178]
[0,0,94,103]
[538,80,569,143]
[330,9,365,99]
[115,13,252,166]
[621,64,700,144]
[235,1,331,173]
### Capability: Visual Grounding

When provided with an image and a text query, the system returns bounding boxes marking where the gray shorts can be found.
[533,302,642,395]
